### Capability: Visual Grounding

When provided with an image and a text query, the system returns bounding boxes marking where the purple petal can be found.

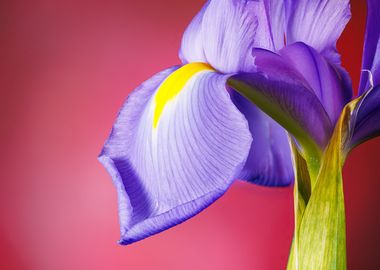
[350,86,380,148]
[228,49,333,151]
[231,90,293,186]
[359,0,380,94]
[284,0,351,64]
[99,67,252,244]
[280,42,353,124]
[180,0,285,73]
[262,0,286,51]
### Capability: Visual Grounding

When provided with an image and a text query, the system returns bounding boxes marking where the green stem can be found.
[288,155,346,270]
[287,141,313,270]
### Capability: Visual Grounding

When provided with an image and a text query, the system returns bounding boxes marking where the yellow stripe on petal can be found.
[153,63,214,128]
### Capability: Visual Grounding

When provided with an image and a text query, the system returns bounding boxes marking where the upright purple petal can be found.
[99,67,252,244]
[262,0,286,51]
[280,42,353,124]
[349,0,380,149]
[359,0,380,94]
[180,0,285,73]
[350,86,380,148]
[284,0,351,64]
[231,90,293,186]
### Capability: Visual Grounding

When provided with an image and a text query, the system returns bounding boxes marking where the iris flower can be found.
[99,0,380,268]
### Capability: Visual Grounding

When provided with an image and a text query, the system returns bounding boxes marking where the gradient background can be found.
[1,0,379,269]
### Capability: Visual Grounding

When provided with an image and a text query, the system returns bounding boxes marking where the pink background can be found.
[1,0,379,269]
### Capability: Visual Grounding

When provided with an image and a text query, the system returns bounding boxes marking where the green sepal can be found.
[287,99,360,270]
[227,75,329,169]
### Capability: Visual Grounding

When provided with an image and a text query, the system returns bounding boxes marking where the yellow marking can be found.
[153,63,214,128]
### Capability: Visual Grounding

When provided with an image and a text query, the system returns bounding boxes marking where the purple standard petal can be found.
[228,49,333,155]
[359,0,380,94]
[231,90,293,186]
[284,0,351,64]
[180,0,285,73]
[263,0,285,51]
[99,66,252,244]
[349,86,380,148]
[280,42,353,124]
